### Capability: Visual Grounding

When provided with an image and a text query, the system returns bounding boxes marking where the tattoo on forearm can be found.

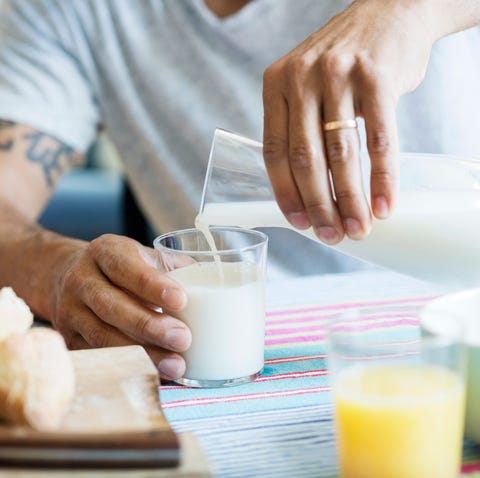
[0,120,15,151]
[0,122,80,187]
[0,140,13,151]
[0,120,14,129]
[24,132,77,187]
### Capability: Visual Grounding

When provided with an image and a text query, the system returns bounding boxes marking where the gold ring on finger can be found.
[322,119,358,132]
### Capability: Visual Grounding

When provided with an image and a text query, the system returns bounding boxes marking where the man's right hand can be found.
[262,0,480,245]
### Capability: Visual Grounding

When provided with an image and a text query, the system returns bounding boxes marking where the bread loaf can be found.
[0,287,75,430]
[0,287,33,340]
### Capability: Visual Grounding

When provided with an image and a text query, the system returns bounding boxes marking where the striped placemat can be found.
[160,270,480,478]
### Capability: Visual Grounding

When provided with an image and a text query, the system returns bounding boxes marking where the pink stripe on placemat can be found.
[266,324,329,336]
[462,461,480,473]
[328,318,419,333]
[266,318,418,337]
[255,369,327,382]
[266,295,437,318]
[163,385,330,409]
[266,312,339,326]
[266,311,418,327]
[265,354,326,364]
[266,334,325,346]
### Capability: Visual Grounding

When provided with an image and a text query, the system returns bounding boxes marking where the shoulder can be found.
[0,0,78,42]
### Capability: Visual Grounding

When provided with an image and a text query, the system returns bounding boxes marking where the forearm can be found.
[431,0,480,36]
[0,120,86,320]
[0,200,86,321]
[353,0,480,42]
[399,0,480,39]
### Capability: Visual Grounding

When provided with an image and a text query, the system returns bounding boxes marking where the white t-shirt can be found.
[0,0,479,278]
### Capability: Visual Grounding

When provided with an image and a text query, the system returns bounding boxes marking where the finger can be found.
[66,334,89,350]
[287,82,344,244]
[360,88,399,219]
[322,85,371,239]
[71,306,141,349]
[143,345,187,381]
[77,275,192,352]
[89,235,187,311]
[63,322,134,351]
[263,64,310,230]
[72,308,186,380]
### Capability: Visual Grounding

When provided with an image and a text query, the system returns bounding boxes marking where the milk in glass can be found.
[166,261,264,381]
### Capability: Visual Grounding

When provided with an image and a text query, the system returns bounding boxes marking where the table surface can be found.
[160,269,480,478]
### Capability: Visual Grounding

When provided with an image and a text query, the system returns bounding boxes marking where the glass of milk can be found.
[154,226,268,388]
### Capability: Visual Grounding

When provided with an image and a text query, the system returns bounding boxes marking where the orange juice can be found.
[333,364,465,478]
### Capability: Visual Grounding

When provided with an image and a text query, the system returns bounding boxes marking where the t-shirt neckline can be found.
[190,0,268,29]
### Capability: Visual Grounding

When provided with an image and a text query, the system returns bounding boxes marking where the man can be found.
[0,0,479,380]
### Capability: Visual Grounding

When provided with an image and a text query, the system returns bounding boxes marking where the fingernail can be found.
[315,226,340,245]
[287,212,310,230]
[158,357,185,379]
[165,327,191,352]
[374,196,389,219]
[344,218,362,239]
[161,288,187,310]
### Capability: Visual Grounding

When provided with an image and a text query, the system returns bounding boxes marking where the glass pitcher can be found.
[196,128,480,288]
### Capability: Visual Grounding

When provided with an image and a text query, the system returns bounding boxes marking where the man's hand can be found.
[262,0,462,244]
[51,234,191,381]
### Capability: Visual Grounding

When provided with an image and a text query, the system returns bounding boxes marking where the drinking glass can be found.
[327,305,466,478]
[154,226,268,388]
[421,288,480,443]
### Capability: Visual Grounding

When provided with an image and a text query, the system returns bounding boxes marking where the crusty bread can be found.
[0,288,75,430]
[0,287,33,340]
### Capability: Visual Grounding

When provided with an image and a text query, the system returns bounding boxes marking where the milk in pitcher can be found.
[196,189,480,288]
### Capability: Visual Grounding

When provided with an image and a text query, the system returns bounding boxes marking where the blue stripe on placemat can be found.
[170,405,338,478]
[161,353,330,420]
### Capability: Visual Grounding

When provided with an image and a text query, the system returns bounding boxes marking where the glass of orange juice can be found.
[327,305,466,478]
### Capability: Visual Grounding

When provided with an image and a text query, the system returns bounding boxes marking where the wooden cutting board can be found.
[0,345,212,477]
